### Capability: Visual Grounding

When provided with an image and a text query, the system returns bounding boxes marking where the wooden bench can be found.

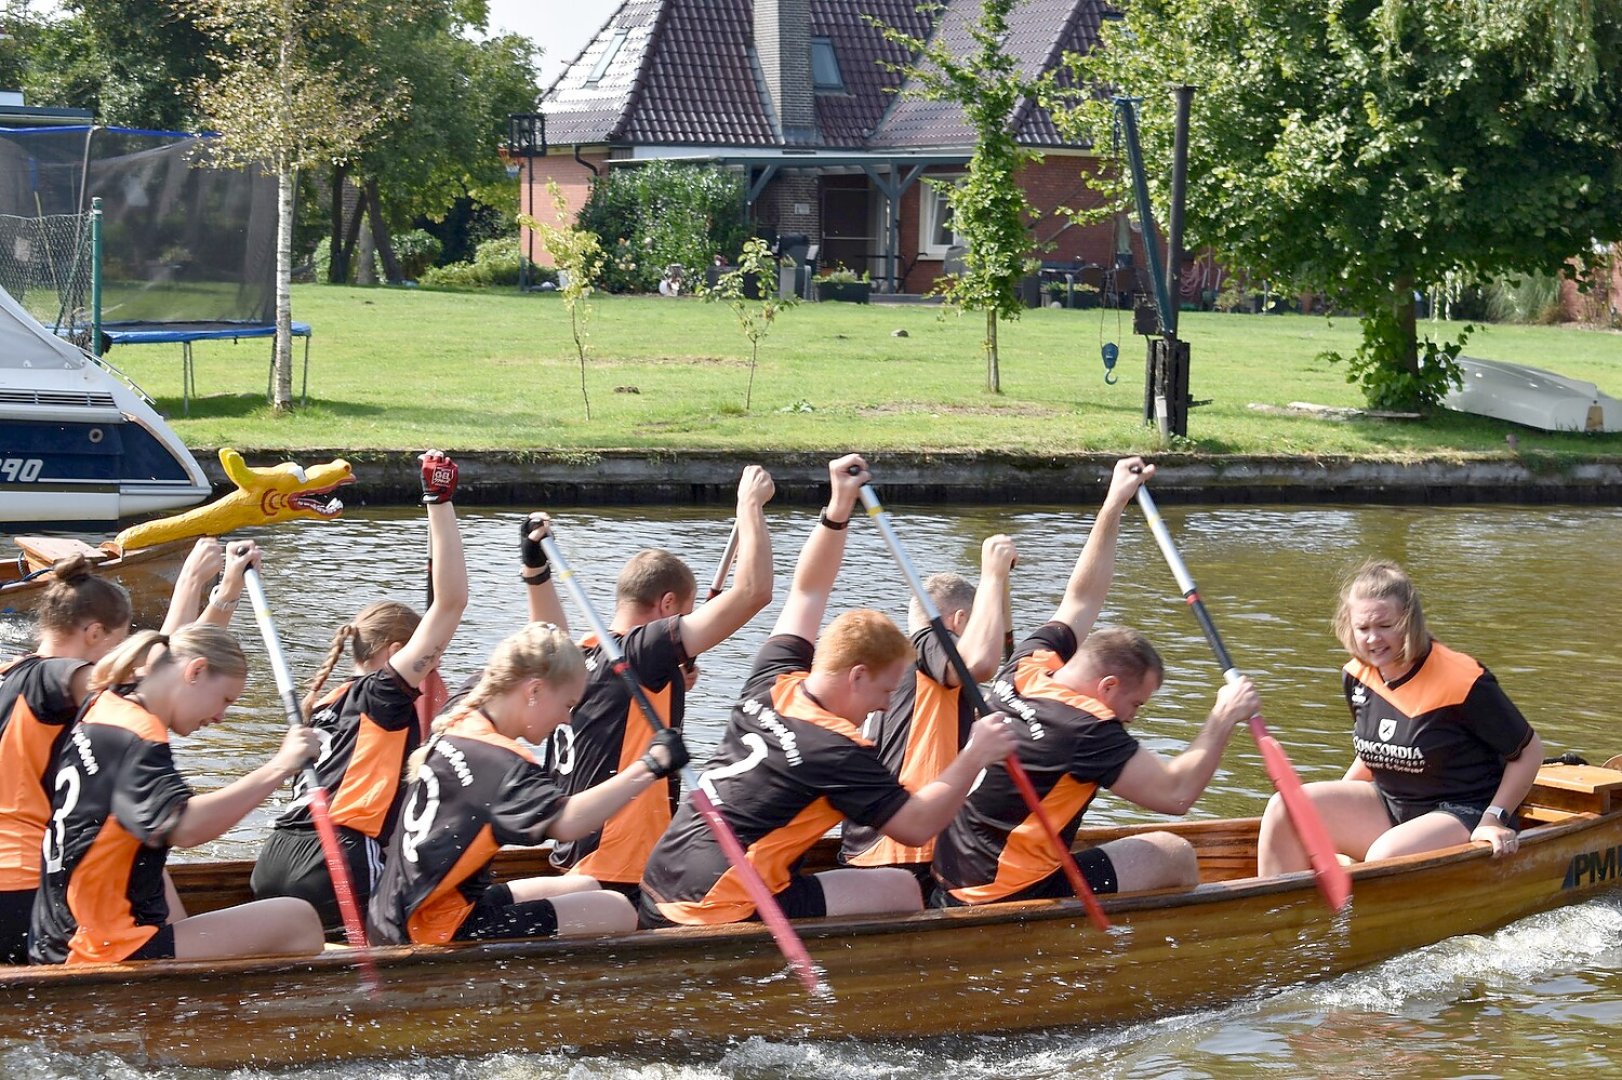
[1519,762,1622,822]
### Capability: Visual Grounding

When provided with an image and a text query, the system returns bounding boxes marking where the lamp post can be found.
[506,112,547,292]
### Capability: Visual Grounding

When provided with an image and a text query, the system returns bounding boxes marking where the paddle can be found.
[243,568,380,985]
[855,482,1112,932]
[539,533,828,996]
[1131,482,1353,913]
[684,523,740,679]
[416,530,449,739]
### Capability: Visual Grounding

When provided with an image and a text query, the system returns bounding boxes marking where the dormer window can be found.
[811,37,844,91]
[587,30,629,84]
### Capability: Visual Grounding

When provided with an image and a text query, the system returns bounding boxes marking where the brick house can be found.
[526,0,1146,295]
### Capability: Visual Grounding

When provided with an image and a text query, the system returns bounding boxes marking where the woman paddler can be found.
[251,451,468,933]
[367,622,689,945]
[28,623,323,964]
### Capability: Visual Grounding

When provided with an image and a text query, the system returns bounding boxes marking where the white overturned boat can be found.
[0,286,209,527]
[1445,355,1622,433]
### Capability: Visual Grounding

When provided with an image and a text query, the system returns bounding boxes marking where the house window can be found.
[587,30,628,84]
[811,38,844,91]
[919,176,964,259]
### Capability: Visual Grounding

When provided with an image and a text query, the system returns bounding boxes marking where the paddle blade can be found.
[1250,720,1352,913]
[305,782,380,992]
[417,669,449,740]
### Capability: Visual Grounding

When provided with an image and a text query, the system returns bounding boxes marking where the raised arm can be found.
[948,534,1018,686]
[1108,677,1258,815]
[1051,458,1153,640]
[680,466,775,656]
[770,454,868,642]
[392,452,468,689]
[195,541,260,629]
[159,539,225,635]
[519,512,568,630]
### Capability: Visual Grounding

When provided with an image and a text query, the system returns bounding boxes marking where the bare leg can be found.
[1364,811,1471,862]
[172,898,323,961]
[163,871,187,923]
[1257,780,1391,876]
[506,873,607,903]
[550,891,637,936]
[1098,831,1200,891]
[815,866,922,917]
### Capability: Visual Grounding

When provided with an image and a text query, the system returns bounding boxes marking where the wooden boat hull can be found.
[2,801,1620,1068]
[0,538,194,626]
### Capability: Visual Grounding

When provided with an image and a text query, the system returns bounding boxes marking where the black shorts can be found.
[452,883,559,942]
[128,924,176,962]
[932,846,1119,907]
[1380,795,1504,833]
[0,888,34,965]
[637,874,828,929]
[250,825,380,935]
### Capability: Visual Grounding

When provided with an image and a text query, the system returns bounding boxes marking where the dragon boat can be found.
[0,759,1619,1068]
[1,448,352,624]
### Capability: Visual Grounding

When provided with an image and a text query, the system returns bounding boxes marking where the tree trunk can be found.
[1393,274,1419,378]
[356,223,376,286]
[328,163,349,284]
[985,309,1001,393]
[273,168,295,411]
[365,178,403,285]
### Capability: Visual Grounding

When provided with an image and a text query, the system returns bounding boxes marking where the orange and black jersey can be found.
[0,655,86,891]
[932,622,1140,905]
[546,617,688,884]
[1346,640,1534,816]
[367,710,566,945]
[274,667,421,841]
[840,628,975,867]
[29,689,192,965]
[639,635,911,927]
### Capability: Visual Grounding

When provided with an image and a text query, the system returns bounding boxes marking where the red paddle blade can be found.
[417,669,449,740]
[305,784,380,992]
[1250,720,1352,913]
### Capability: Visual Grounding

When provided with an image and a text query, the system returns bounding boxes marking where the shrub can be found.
[578,162,749,293]
[392,229,443,281]
[419,237,555,290]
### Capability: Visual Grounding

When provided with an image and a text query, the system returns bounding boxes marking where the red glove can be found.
[420,450,459,504]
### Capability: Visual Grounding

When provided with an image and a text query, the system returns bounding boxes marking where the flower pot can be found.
[815,280,871,304]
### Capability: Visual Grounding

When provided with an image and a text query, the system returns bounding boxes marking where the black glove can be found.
[519,514,549,570]
[639,728,689,780]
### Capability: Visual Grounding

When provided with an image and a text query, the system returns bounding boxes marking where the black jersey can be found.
[639,635,911,926]
[274,667,420,841]
[30,690,192,965]
[1345,640,1534,816]
[0,655,85,892]
[367,710,567,945]
[546,617,688,884]
[932,622,1141,904]
[840,628,975,867]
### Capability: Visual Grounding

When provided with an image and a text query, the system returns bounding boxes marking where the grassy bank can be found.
[111,285,1622,458]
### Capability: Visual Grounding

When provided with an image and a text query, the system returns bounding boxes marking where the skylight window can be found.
[587,30,629,84]
[811,37,844,91]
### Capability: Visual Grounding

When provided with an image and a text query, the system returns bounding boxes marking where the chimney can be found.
[755,0,817,144]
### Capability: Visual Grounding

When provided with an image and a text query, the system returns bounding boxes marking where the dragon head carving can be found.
[114,448,354,551]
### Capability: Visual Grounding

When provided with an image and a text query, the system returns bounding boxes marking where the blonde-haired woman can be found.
[29,625,323,965]
[251,451,468,931]
[1257,559,1542,876]
[368,622,687,944]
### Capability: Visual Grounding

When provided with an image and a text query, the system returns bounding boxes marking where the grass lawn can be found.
[110,284,1622,458]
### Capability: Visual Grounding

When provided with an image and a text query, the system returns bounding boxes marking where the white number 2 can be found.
[399,766,441,864]
[697,733,769,807]
[42,765,82,874]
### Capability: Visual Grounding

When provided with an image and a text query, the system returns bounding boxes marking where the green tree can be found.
[704,237,797,412]
[1066,0,1622,411]
[183,0,389,411]
[525,184,604,420]
[876,0,1041,393]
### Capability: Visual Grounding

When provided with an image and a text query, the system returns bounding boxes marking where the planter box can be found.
[815,280,871,304]
[704,267,763,299]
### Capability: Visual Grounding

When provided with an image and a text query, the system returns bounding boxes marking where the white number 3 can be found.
[42,766,82,874]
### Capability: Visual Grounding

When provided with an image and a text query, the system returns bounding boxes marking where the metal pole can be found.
[1114,98,1173,333]
[90,197,102,355]
[1166,86,1195,337]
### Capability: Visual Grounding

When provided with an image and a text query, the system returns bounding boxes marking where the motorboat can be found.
[1444,354,1622,433]
[0,284,209,527]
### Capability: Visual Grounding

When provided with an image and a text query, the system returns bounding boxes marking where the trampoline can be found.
[101,321,313,416]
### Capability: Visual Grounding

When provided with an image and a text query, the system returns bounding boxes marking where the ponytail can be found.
[36,554,132,638]
[89,630,169,693]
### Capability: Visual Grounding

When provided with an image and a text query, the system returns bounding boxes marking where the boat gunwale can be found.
[2,806,1613,993]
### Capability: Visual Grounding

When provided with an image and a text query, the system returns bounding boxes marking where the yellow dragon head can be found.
[114,449,354,551]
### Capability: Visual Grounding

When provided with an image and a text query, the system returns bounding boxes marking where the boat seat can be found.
[13,536,119,575]
[1521,763,1622,818]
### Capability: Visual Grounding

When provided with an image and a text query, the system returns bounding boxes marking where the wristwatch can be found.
[1483,805,1512,827]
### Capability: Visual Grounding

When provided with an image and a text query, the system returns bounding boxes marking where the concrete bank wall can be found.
[202,449,1622,508]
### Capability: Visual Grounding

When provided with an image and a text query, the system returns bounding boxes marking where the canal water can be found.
[3,502,1621,1076]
